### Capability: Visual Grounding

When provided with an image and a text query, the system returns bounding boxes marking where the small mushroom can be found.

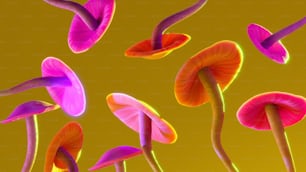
[247,16,305,64]
[174,40,243,171]
[237,91,306,172]
[1,100,59,172]
[45,121,83,172]
[106,93,177,172]
[125,0,207,59]
[0,57,86,116]
[44,0,116,53]
[88,145,143,172]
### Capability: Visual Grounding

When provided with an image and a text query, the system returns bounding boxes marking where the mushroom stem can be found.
[22,116,38,172]
[114,161,126,172]
[57,147,79,172]
[44,0,99,30]
[139,111,163,172]
[265,104,295,172]
[198,68,239,172]
[151,0,207,49]
[261,16,306,49]
[0,76,72,96]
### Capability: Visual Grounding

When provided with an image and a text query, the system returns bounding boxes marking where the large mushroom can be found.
[237,91,306,172]
[106,93,177,172]
[174,40,243,171]
[125,0,207,60]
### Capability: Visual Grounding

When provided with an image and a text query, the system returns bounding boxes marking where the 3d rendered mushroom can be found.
[174,40,243,171]
[106,93,177,172]
[247,16,305,64]
[88,145,143,172]
[1,100,59,172]
[237,91,306,172]
[0,57,86,116]
[125,0,207,60]
[45,121,83,172]
[44,0,116,53]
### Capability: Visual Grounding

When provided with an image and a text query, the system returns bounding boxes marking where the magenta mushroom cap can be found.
[1,100,59,124]
[247,23,289,64]
[237,91,306,130]
[88,145,142,171]
[41,57,86,117]
[68,0,116,53]
[106,93,177,144]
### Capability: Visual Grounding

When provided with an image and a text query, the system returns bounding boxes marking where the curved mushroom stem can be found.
[0,76,71,96]
[139,111,163,172]
[265,104,295,172]
[261,16,306,49]
[44,0,99,30]
[57,147,79,172]
[114,161,126,172]
[151,0,207,49]
[198,68,239,172]
[22,116,38,172]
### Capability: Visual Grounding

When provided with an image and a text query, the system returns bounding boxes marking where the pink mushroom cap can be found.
[68,0,116,53]
[106,93,177,144]
[247,23,289,64]
[41,57,86,117]
[88,145,142,171]
[237,91,306,130]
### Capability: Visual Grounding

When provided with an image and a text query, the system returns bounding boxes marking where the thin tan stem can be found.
[265,104,295,172]
[114,161,126,172]
[198,68,239,172]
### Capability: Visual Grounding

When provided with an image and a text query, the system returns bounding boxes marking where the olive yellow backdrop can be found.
[0,0,305,171]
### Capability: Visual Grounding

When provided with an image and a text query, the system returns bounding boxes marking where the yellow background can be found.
[0,0,305,171]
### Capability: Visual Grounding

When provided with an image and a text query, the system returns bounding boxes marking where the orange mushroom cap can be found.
[175,40,243,107]
[44,122,83,172]
[125,33,190,60]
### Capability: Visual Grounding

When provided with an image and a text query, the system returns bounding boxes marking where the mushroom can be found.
[237,91,306,172]
[44,0,116,53]
[1,100,59,172]
[247,16,305,64]
[0,57,86,116]
[45,121,83,172]
[125,0,207,60]
[106,93,177,172]
[88,145,143,172]
[174,40,243,171]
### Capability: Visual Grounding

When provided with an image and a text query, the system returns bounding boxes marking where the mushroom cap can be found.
[106,93,177,144]
[44,121,83,172]
[247,23,289,64]
[68,0,116,53]
[125,33,191,60]
[88,145,142,171]
[1,100,59,124]
[175,40,243,107]
[237,91,306,130]
[41,57,86,117]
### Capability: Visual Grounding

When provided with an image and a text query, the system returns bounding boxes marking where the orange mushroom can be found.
[175,40,243,171]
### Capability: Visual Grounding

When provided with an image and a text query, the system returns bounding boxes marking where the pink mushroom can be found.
[106,93,177,172]
[237,91,306,172]
[44,0,116,53]
[0,57,86,116]
[89,145,143,172]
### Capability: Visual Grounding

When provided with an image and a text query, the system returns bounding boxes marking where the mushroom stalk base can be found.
[265,104,295,172]
[114,161,126,172]
[22,116,38,172]
[198,68,239,172]
[57,147,79,172]
[139,111,163,172]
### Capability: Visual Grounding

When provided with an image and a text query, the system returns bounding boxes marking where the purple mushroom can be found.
[44,0,116,53]
[0,57,86,116]
[89,145,143,172]
[247,16,305,64]
[1,100,59,172]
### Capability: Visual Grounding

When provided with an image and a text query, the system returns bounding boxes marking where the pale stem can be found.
[114,161,126,172]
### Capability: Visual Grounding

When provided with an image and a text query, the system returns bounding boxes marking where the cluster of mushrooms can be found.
[1,0,305,171]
